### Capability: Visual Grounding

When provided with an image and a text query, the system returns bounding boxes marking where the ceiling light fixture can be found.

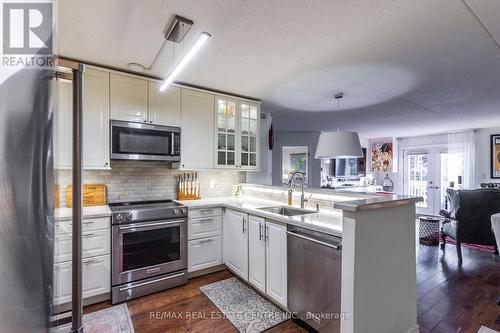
[314,92,364,159]
[159,31,211,91]
[127,63,145,72]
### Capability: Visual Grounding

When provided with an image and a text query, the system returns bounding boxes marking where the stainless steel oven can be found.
[111,120,181,162]
[110,200,188,303]
[112,219,186,285]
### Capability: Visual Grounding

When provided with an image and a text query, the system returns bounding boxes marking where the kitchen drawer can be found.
[55,216,110,234]
[188,236,222,272]
[54,229,110,263]
[188,215,221,240]
[53,254,111,305]
[188,207,222,219]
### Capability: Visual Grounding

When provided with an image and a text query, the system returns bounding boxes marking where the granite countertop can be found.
[178,196,343,237]
[54,205,111,221]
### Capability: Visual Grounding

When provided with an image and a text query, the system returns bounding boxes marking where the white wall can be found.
[475,126,500,186]
[388,127,500,194]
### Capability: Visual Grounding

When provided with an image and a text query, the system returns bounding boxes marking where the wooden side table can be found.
[419,216,441,245]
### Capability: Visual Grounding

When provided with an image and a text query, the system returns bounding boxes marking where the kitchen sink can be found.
[257,206,316,217]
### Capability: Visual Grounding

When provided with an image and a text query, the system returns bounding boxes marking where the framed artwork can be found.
[491,134,500,179]
[290,152,307,173]
[371,141,393,172]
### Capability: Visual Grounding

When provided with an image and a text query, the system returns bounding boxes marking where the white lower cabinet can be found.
[53,254,111,305]
[223,210,288,308]
[54,229,110,263]
[188,215,222,240]
[53,216,111,306]
[265,221,288,307]
[248,215,266,294]
[188,236,222,272]
[223,209,248,280]
[187,208,223,274]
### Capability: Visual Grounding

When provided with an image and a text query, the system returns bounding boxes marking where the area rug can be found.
[443,236,496,253]
[200,277,289,333]
[83,303,135,333]
[477,326,500,333]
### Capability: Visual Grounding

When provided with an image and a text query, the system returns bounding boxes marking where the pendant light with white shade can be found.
[314,93,364,159]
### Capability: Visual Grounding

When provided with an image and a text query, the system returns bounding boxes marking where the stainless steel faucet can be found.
[288,171,309,208]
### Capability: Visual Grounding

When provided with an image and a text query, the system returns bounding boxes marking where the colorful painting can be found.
[290,153,307,173]
[371,141,393,172]
[491,134,500,179]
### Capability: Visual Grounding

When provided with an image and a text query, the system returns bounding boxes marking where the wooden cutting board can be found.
[66,184,107,207]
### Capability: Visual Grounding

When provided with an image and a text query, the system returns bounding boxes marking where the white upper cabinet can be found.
[110,73,148,123]
[180,89,214,169]
[239,102,260,170]
[148,82,181,126]
[215,96,260,170]
[53,69,111,170]
[215,96,238,169]
[53,79,73,169]
[83,68,110,169]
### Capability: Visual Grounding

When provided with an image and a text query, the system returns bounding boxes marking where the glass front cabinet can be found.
[215,96,260,170]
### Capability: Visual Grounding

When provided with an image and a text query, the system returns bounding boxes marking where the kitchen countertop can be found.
[54,205,111,221]
[333,195,423,212]
[178,196,343,237]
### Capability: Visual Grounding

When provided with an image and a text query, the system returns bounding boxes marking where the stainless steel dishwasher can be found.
[287,225,342,333]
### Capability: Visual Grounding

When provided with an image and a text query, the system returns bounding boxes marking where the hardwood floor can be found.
[85,270,306,333]
[416,243,500,333]
[85,243,500,333]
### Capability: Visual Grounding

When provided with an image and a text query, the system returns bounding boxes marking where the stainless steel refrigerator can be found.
[0,67,53,331]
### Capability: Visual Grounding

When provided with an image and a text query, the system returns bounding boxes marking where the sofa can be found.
[439,188,500,262]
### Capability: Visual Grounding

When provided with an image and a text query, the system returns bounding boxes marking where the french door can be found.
[404,146,464,216]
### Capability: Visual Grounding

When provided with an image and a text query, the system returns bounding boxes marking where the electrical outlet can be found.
[209,180,215,189]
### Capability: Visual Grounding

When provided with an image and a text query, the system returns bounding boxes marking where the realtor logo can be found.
[1,1,54,68]
[3,2,52,54]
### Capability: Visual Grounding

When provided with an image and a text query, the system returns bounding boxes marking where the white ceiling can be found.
[58,0,500,138]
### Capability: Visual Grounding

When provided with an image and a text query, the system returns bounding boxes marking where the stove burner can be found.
[109,199,187,224]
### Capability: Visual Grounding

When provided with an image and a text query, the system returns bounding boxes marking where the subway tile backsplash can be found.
[55,161,245,206]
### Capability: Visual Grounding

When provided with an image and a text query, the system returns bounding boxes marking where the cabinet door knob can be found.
[150,120,153,123]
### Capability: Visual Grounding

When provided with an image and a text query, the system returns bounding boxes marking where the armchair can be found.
[440,188,500,262]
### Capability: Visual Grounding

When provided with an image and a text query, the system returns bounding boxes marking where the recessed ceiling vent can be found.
[165,15,193,43]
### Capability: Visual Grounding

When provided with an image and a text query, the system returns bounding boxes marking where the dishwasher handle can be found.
[287,231,342,250]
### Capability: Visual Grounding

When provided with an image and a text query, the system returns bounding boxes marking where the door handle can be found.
[259,223,263,240]
[242,218,246,234]
[146,267,161,274]
[287,231,342,250]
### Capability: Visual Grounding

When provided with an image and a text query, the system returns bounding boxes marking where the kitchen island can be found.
[180,185,422,333]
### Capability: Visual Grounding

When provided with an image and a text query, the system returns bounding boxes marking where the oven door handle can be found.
[118,219,186,231]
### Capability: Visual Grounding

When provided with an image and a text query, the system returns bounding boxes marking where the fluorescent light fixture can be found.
[159,32,211,91]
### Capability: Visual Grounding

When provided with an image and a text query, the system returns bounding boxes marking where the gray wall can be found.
[272,131,322,188]
[246,111,272,185]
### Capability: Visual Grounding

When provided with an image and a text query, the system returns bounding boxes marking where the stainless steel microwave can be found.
[111,120,181,162]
